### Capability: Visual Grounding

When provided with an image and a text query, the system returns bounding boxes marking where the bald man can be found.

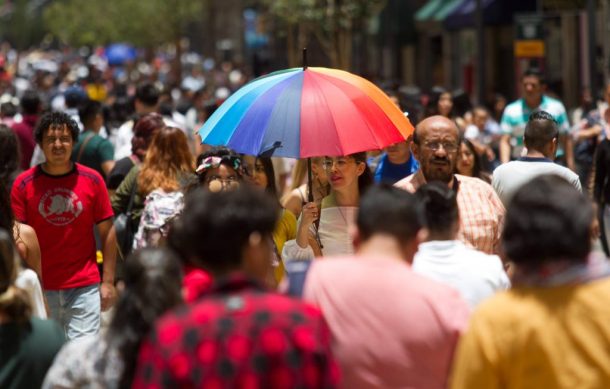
[395,116,505,254]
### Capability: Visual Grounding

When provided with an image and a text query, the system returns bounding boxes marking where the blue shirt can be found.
[374,153,419,184]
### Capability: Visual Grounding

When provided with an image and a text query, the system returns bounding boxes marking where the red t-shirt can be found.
[11,164,114,290]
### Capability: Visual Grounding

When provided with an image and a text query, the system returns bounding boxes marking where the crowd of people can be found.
[1,43,610,388]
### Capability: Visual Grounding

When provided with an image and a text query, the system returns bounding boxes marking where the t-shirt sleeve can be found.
[93,174,114,223]
[556,105,571,133]
[99,139,115,162]
[10,177,27,223]
[500,113,513,135]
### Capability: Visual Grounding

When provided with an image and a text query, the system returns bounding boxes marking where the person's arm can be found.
[99,139,115,176]
[563,133,575,171]
[594,142,607,204]
[97,219,117,311]
[18,223,42,280]
[111,166,138,214]
[499,135,511,164]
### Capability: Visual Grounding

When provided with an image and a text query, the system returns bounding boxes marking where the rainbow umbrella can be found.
[198,67,414,158]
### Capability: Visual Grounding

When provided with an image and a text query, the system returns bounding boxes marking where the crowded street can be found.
[1,1,610,388]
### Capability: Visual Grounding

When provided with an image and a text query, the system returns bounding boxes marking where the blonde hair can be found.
[137,127,194,195]
[289,157,324,192]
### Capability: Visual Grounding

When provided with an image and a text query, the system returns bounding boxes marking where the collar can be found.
[517,156,553,163]
[521,95,547,112]
[409,170,460,192]
[36,162,77,178]
[202,272,266,298]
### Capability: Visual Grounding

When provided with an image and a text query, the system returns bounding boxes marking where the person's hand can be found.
[100,281,117,312]
[300,202,319,227]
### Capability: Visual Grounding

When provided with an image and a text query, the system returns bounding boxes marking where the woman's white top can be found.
[15,268,47,319]
[282,194,357,260]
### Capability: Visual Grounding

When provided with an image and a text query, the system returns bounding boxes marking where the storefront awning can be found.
[415,0,465,22]
[443,0,536,30]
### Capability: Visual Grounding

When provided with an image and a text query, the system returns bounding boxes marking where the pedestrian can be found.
[42,248,184,389]
[303,185,469,388]
[373,138,420,184]
[455,138,491,183]
[106,112,164,194]
[451,175,610,388]
[283,152,373,259]
[113,82,161,160]
[413,182,510,307]
[395,115,505,254]
[242,155,296,284]
[194,146,244,192]
[500,68,574,170]
[11,111,117,339]
[72,99,115,178]
[0,228,64,389]
[493,110,581,205]
[132,187,340,388]
[11,90,41,170]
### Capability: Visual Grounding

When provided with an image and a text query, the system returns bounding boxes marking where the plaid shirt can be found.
[395,171,505,254]
[132,274,340,389]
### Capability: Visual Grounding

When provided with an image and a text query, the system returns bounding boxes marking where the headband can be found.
[196,155,242,175]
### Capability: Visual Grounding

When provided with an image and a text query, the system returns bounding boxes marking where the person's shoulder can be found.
[457,174,495,191]
[75,163,105,184]
[12,166,41,189]
[394,172,417,191]
[542,95,568,110]
[503,99,524,115]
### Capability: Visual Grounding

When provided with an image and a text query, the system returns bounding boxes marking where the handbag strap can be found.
[76,132,95,163]
[125,175,138,216]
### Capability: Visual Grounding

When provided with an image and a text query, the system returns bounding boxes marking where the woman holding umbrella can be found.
[283,152,372,259]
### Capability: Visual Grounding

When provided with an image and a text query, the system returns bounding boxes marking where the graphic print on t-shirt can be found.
[38,188,83,226]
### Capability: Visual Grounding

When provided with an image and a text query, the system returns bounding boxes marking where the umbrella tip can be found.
[302,48,308,70]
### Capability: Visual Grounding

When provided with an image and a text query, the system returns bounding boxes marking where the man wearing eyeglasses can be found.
[395,115,505,254]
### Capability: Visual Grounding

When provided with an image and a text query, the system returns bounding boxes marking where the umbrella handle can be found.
[307,158,314,203]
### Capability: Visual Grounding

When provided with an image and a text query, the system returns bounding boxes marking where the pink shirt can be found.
[303,255,470,389]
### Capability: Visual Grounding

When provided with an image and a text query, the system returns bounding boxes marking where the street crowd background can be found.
[2,1,610,388]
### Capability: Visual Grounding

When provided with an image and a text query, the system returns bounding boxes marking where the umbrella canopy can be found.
[105,43,136,66]
[198,67,414,158]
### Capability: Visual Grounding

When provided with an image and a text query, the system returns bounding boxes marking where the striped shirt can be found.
[395,171,505,254]
[500,96,570,159]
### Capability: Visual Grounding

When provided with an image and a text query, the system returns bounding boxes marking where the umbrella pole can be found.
[307,157,314,203]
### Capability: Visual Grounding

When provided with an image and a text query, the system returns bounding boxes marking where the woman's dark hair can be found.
[0,124,20,189]
[425,86,452,118]
[0,184,14,234]
[0,228,31,323]
[195,146,244,184]
[416,182,459,236]
[351,152,373,195]
[502,175,592,269]
[168,186,278,274]
[357,185,424,243]
[107,247,183,389]
[458,138,483,178]
[34,111,80,144]
[255,157,277,197]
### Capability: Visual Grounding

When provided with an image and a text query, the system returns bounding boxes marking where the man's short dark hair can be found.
[168,186,278,273]
[502,175,592,269]
[523,110,558,151]
[416,182,459,235]
[20,90,41,115]
[135,82,160,107]
[34,111,80,144]
[521,67,546,85]
[357,185,424,243]
[79,99,103,128]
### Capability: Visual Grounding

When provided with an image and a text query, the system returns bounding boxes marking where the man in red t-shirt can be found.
[11,111,117,339]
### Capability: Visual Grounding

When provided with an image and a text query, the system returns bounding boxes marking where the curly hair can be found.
[137,127,194,195]
[34,111,79,144]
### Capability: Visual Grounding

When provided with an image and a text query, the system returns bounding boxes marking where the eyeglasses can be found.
[322,157,354,170]
[422,141,458,152]
[206,175,240,190]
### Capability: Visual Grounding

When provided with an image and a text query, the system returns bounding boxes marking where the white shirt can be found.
[413,240,510,308]
[15,268,47,318]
